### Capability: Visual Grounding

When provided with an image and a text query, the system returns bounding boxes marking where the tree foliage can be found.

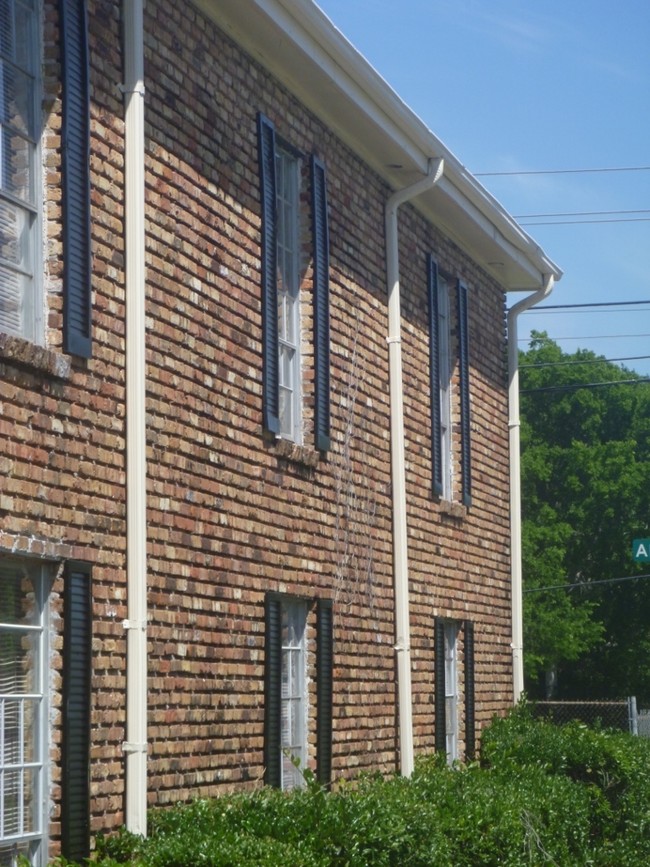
[520,332,650,700]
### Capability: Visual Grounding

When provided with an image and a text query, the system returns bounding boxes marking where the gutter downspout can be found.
[385,158,444,777]
[507,274,554,702]
[123,0,148,835]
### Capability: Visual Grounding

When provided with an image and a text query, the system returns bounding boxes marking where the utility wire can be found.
[518,333,650,343]
[520,217,650,226]
[524,573,650,594]
[526,309,650,315]
[514,209,650,219]
[529,301,650,310]
[476,166,650,177]
[520,355,650,370]
[521,378,650,395]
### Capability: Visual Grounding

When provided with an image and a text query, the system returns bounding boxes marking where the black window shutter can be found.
[434,616,446,754]
[264,592,282,787]
[464,620,476,761]
[428,255,443,497]
[457,281,472,507]
[60,0,92,357]
[316,599,333,786]
[311,156,331,452]
[257,114,280,435]
[61,561,92,862]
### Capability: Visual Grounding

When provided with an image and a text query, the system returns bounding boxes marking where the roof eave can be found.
[193,0,563,291]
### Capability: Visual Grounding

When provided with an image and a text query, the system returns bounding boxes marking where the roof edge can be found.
[192,0,562,290]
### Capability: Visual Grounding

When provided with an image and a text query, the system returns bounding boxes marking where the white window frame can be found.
[275,145,302,443]
[438,275,452,499]
[0,0,43,345]
[444,621,459,763]
[0,558,49,867]
[280,599,307,790]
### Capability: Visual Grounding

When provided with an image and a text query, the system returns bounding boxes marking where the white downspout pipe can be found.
[385,158,444,777]
[507,274,554,701]
[123,0,148,835]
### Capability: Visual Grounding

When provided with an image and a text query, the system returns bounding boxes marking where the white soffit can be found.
[194,0,562,291]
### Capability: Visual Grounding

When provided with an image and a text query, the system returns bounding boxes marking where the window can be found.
[264,594,333,789]
[0,0,91,356]
[434,617,475,764]
[438,278,452,498]
[428,256,471,505]
[265,596,307,790]
[279,600,307,789]
[456,281,471,507]
[0,558,48,867]
[0,558,91,867]
[0,0,41,343]
[276,146,302,442]
[443,622,459,762]
[257,114,331,450]
[429,257,452,499]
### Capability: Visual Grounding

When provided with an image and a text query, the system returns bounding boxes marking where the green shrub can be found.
[66,707,650,867]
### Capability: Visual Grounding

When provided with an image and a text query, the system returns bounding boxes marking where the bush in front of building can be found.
[60,707,650,866]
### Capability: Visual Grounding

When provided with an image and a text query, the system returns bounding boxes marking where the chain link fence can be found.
[531,698,638,734]
[637,709,650,738]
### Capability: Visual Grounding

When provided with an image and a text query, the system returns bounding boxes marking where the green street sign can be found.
[633,539,650,562]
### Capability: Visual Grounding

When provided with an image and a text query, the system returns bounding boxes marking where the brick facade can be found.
[0,0,555,859]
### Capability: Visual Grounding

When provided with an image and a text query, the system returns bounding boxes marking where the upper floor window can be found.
[428,255,472,507]
[275,146,302,442]
[0,0,92,358]
[0,0,41,343]
[437,273,452,499]
[257,113,331,451]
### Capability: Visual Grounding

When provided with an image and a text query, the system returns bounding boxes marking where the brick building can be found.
[0,0,561,862]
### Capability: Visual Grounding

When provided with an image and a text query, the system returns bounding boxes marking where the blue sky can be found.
[316,0,650,377]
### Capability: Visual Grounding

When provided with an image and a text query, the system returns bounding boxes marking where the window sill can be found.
[272,436,320,469]
[0,332,71,379]
[439,499,467,521]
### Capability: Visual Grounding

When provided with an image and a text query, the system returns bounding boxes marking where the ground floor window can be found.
[264,594,333,790]
[443,621,459,763]
[280,600,307,790]
[434,617,476,764]
[0,559,47,867]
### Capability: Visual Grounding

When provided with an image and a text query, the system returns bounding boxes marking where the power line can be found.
[520,355,650,370]
[526,300,650,311]
[518,333,650,343]
[521,378,650,395]
[524,573,650,594]
[519,217,650,226]
[475,165,650,177]
[527,309,650,315]
[514,209,650,219]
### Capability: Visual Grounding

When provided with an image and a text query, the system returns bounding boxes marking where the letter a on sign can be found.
[633,539,650,562]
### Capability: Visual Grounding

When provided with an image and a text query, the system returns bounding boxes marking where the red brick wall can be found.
[0,0,513,849]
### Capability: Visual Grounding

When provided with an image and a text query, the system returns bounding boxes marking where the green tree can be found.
[520,332,650,700]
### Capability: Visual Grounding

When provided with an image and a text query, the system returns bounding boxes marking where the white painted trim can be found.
[123,0,148,837]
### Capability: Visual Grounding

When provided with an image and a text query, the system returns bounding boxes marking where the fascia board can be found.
[432,176,562,288]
